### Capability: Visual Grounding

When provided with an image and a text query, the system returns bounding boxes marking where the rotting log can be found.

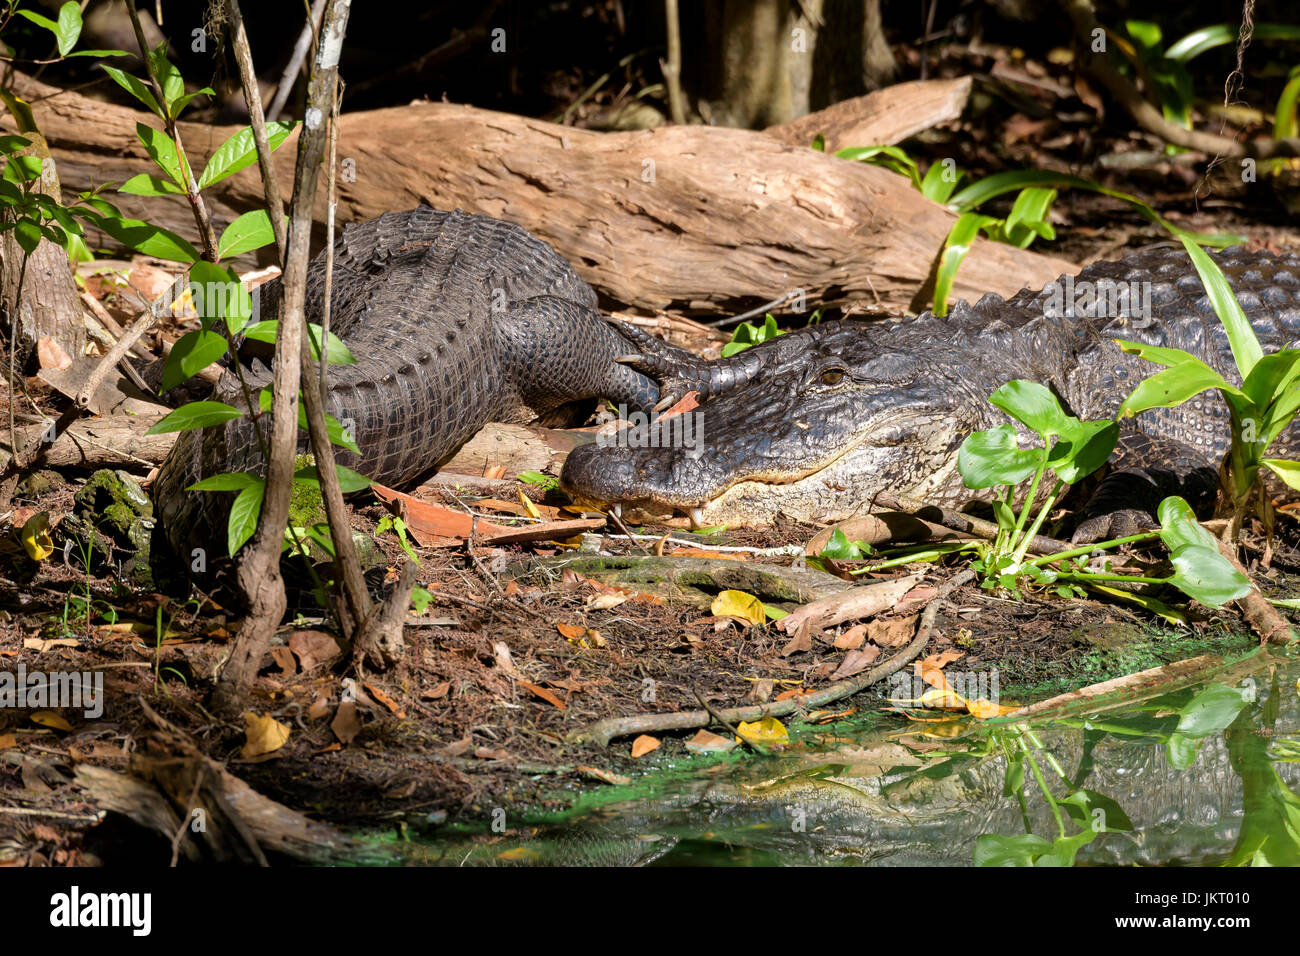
[9,71,1074,318]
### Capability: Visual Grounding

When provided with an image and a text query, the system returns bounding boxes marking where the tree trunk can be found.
[7,70,1074,320]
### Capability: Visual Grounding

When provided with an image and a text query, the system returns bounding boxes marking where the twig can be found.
[76,273,186,408]
[266,0,327,123]
[661,0,687,125]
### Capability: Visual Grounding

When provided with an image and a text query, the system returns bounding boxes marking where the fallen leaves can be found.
[19,513,53,561]
[242,712,290,758]
[631,735,660,758]
[736,716,789,748]
[710,589,767,626]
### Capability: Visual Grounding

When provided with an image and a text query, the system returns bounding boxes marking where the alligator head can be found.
[561,318,1005,527]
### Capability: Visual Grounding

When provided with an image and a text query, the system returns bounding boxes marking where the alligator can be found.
[561,245,1300,539]
[153,206,693,554]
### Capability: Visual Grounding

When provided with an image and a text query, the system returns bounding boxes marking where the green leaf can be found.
[54,2,82,56]
[810,133,825,152]
[188,260,246,334]
[118,173,184,196]
[13,218,42,255]
[516,470,560,491]
[292,464,372,493]
[1166,23,1300,63]
[0,134,32,153]
[160,329,228,391]
[240,320,355,365]
[99,64,163,117]
[820,527,869,560]
[973,833,1053,867]
[1061,789,1134,833]
[834,144,921,189]
[958,424,1041,489]
[1175,683,1251,737]
[147,44,185,118]
[197,121,296,190]
[1168,544,1252,607]
[170,87,215,119]
[218,209,278,258]
[145,401,243,435]
[988,380,1070,437]
[1033,830,1096,867]
[920,159,961,203]
[65,49,130,59]
[90,214,199,263]
[1262,458,1300,490]
[1117,354,1236,418]
[188,472,261,492]
[1177,236,1263,380]
[933,213,999,316]
[1156,496,1217,552]
[227,479,266,555]
[1049,419,1119,484]
[136,122,187,188]
[1241,349,1300,411]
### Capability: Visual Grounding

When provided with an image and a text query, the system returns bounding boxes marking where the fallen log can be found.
[10,71,1074,317]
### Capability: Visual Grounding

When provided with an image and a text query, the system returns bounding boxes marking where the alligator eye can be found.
[819,367,845,386]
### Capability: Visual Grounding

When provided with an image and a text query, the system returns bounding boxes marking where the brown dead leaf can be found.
[893,586,937,617]
[0,733,17,749]
[483,464,508,480]
[866,614,919,649]
[289,630,344,671]
[774,687,813,702]
[834,624,868,650]
[36,337,72,371]
[517,679,566,710]
[657,390,700,419]
[829,643,881,680]
[331,700,361,744]
[363,682,406,718]
[631,735,660,758]
[474,746,512,760]
[422,681,450,700]
[780,621,813,656]
[270,646,297,676]
[577,765,631,786]
[307,695,332,720]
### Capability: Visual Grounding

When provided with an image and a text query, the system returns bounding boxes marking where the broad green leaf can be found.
[198,121,296,189]
[1166,23,1300,62]
[136,122,187,188]
[920,159,961,203]
[1084,582,1189,625]
[1168,543,1252,607]
[1178,236,1262,380]
[189,472,260,492]
[1049,419,1118,484]
[1157,496,1217,552]
[91,214,199,263]
[1061,789,1134,833]
[13,218,42,254]
[160,329,227,391]
[834,144,921,189]
[218,209,278,258]
[189,260,252,335]
[18,5,81,55]
[227,479,266,555]
[99,63,162,117]
[1124,19,1162,51]
[118,173,183,196]
[958,424,1041,489]
[1263,458,1300,490]
[988,380,1070,436]
[170,87,215,118]
[65,49,130,59]
[1033,830,1097,867]
[3,153,42,183]
[0,134,32,153]
[147,45,185,118]
[145,400,243,435]
[1175,683,1251,737]
[292,464,372,493]
[820,527,869,560]
[973,833,1053,867]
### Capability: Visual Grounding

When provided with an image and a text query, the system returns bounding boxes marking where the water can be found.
[404,648,1300,866]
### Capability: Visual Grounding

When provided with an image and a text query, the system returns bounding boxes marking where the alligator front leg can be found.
[1070,428,1219,544]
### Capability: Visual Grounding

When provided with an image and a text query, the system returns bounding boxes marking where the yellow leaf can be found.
[517,489,543,520]
[631,735,660,758]
[735,716,789,747]
[30,711,72,731]
[497,847,541,862]
[710,589,767,626]
[20,512,53,561]
[241,711,291,758]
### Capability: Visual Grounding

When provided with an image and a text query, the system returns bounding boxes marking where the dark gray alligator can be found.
[153,206,686,553]
[562,245,1300,539]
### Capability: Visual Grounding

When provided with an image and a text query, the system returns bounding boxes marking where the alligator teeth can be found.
[689,507,705,528]
[610,503,622,519]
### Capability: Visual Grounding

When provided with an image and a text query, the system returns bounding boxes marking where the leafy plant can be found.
[721,312,785,357]
[1117,237,1300,541]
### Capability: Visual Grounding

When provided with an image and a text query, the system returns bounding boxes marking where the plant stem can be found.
[1006,443,1050,555]
[1018,736,1066,839]
[1011,478,1064,567]
[1025,531,1159,567]
[1062,572,1169,585]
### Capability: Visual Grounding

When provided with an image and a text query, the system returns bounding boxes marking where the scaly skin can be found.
[153,206,691,554]
[562,245,1300,529]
